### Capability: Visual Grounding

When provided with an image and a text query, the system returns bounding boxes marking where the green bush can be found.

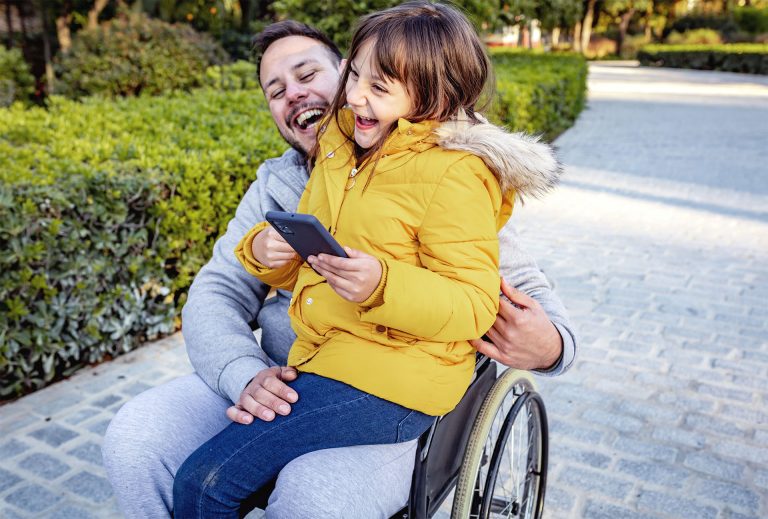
[0,47,35,107]
[489,50,588,141]
[204,61,259,90]
[734,7,768,35]
[667,14,739,40]
[55,13,228,99]
[1,52,587,398]
[1,88,285,397]
[666,28,723,45]
[638,44,768,74]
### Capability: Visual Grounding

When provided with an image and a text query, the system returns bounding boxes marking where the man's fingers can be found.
[470,337,503,359]
[226,405,255,425]
[500,277,535,308]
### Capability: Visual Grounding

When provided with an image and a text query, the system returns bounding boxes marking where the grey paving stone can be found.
[583,499,657,519]
[616,400,680,424]
[549,419,605,445]
[542,486,575,512]
[27,424,78,447]
[719,404,768,426]
[0,467,22,493]
[64,408,101,425]
[4,483,61,513]
[559,466,633,499]
[34,393,86,417]
[45,504,99,519]
[685,413,749,438]
[62,471,113,503]
[616,459,689,488]
[712,440,768,465]
[693,478,760,513]
[683,452,744,481]
[550,443,611,469]
[755,468,768,489]
[18,452,71,480]
[581,408,643,433]
[657,392,715,413]
[695,382,754,403]
[91,394,123,408]
[636,489,718,519]
[651,426,706,449]
[121,381,152,396]
[87,419,112,436]
[0,439,31,459]
[0,413,38,436]
[0,507,27,519]
[612,435,678,463]
[67,441,103,466]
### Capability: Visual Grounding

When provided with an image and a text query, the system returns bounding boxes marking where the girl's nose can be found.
[346,84,365,108]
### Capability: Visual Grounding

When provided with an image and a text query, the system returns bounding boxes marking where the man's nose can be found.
[285,82,308,103]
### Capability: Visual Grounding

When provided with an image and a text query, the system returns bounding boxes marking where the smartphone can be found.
[264,211,348,261]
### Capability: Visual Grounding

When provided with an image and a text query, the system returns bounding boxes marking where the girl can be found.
[173,2,559,516]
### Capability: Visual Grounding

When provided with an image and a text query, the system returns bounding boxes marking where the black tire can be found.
[450,369,548,519]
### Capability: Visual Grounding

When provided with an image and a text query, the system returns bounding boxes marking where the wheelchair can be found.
[390,354,549,519]
[243,355,548,519]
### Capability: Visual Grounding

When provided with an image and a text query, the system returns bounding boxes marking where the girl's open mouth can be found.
[355,115,378,130]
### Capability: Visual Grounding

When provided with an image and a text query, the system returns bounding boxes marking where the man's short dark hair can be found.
[253,21,343,80]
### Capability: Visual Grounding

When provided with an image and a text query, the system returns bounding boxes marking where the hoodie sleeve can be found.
[360,155,500,341]
[498,223,577,376]
[182,171,273,404]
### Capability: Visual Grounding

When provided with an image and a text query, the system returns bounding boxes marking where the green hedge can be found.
[1,54,587,398]
[490,50,588,141]
[1,88,285,396]
[638,44,768,74]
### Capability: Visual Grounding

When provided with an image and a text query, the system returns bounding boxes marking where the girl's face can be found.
[345,39,413,150]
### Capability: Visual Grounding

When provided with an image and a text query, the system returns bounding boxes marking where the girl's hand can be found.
[252,226,298,268]
[308,247,382,303]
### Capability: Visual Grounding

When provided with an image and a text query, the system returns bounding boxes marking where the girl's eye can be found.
[349,69,359,79]
[373,84,388,93]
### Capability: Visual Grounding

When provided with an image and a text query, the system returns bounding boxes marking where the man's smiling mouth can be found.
[293,108,325,130]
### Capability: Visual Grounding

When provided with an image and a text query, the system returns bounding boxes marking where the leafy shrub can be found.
[666,28,723,45]
[638,44,768,75]
[621,34,652,59]
[1,88,285,397]
[667,14,739,40]
[586,36,618,59]
[489,50,588,141]
[734,7,768,35]
[0,47,35,107]
[204,61,259,90]
[55,13,228,99]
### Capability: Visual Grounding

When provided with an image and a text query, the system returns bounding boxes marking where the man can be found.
[103,21,576,518]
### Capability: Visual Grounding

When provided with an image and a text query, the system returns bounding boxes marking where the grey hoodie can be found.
[182,146,577,405]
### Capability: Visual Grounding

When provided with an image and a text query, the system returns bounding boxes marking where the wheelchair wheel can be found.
[451,368,548,519]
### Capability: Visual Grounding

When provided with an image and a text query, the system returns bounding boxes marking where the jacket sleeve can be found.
[360,156,500,341]
[234,221,302,290]
[181,168,274,404]
[498,223,578,376]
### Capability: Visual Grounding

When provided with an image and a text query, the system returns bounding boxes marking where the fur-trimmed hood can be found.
[435,114,562,201]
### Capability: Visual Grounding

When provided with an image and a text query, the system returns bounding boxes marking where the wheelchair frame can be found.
[391,356,549,519]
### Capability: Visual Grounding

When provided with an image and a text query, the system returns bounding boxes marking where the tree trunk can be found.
[573,20,582,52]
[552,27,561,47]
[616,8,636,57]
[87,0,109,29]
[17,0,27,41]
[580,0,597,56]
[39,0,55,95]
[55,13,73,54]
[4,0,14,47]
[644,0,654,41]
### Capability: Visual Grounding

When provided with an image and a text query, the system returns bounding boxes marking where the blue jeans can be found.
[172,373,434,518]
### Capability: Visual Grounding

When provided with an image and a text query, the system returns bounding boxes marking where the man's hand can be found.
[226,366,299,424]
[307,247,382,303]
[251,226,298,268]
[471,277,563,371]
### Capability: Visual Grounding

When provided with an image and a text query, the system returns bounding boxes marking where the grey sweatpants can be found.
[102,374,417,518]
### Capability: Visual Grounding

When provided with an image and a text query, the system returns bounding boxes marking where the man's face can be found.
[260,36,343,155]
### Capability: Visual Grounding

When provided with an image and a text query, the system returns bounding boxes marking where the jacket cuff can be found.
[219,354,271,404]
[359,258,388,308]
[234,221,271,276]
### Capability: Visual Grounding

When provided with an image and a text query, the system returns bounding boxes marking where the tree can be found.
[604,0,650,55]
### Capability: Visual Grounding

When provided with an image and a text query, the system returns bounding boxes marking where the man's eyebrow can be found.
[264,59,321,90]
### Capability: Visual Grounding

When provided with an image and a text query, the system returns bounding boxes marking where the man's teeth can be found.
[296,109,323,128]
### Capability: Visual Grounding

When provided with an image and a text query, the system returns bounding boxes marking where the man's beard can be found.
[279,127,308,157]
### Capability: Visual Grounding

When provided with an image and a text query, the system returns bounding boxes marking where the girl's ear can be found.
[338,58,347,74]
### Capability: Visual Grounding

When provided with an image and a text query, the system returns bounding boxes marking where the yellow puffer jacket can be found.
[236,109,560,415]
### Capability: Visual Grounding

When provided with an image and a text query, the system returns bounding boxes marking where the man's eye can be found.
[270,89,285,100]
[300,71,316,82]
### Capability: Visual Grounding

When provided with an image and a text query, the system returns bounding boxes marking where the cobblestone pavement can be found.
[1,62,767,518]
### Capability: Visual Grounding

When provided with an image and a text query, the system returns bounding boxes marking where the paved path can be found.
[1,62,767,518]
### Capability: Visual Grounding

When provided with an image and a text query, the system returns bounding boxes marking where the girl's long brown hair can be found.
[310,1,493,170]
